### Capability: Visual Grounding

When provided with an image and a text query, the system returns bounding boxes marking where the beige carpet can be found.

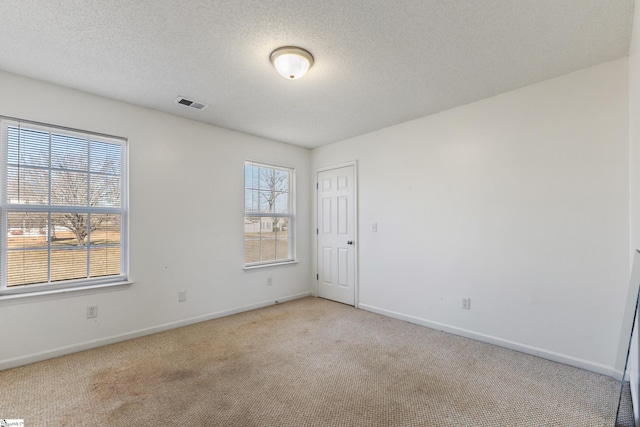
[1,297,620,426]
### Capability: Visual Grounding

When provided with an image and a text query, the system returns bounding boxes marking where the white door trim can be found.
[315,161,359,307]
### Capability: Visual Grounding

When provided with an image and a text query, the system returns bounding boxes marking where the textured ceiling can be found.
[0,1,634,148]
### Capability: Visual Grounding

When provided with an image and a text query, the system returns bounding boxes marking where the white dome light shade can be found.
[270,46,314,80]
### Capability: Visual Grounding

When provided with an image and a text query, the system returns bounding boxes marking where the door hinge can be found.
[316,182,319,189]
[316,228,319,235]
[316,274,319,280]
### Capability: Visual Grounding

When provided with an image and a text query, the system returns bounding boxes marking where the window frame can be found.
[0,116,129,295]
[244,161,296,269]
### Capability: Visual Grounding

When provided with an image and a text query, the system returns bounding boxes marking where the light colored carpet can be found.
[1,297,620,426]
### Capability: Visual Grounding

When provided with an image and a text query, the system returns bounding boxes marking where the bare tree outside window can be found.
[50,152,120,245]
[259,167,288,230]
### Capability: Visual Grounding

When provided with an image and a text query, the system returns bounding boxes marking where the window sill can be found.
[243,260,298,271]
[0,280,133,303]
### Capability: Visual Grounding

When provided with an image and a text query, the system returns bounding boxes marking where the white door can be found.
[317,165,356,305]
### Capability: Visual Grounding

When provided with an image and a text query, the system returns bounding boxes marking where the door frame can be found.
[314,161,359,307]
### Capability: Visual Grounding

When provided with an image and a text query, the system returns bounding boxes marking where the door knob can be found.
[347,241,354,245]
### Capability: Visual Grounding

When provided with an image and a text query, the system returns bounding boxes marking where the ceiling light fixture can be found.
[270,46,314,80]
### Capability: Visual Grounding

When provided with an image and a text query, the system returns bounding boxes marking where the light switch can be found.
[372,223,378,232]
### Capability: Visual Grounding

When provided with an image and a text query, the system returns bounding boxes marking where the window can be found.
[244,161,295,267]
[0,117,127,294]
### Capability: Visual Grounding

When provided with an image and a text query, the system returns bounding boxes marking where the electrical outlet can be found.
[178,291,187,302]
[372,223,378,232]
[267,277,272,286]
[462,298,471,310]
[86,305,98,319]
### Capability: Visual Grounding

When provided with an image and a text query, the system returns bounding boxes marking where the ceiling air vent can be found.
[175,96,209,111]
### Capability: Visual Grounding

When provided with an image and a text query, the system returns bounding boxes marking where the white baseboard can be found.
[358,303,619,379]
[0,291,311,371]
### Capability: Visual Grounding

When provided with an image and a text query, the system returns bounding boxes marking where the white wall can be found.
[312,59,629,374]
[631,0,640,264]
[626,1,640,419]
[0,71,312,369]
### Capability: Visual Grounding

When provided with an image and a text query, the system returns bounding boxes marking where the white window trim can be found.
[244,160,296,268]
[243,260,298,271]
[0,280,132,302]
[0,116,129,295]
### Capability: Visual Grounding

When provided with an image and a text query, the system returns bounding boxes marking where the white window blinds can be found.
[0,117,128,293]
